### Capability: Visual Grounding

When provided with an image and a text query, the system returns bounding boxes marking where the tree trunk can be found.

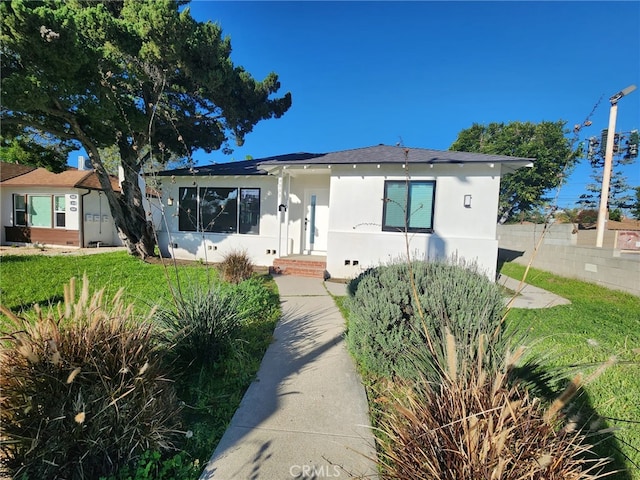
[113,149,157,258]
[80,140,157,258]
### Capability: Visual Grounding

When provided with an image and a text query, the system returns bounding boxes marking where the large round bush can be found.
[345,260,506,380]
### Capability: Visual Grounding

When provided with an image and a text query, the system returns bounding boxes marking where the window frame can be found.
[177,186,261,235]
[200,187,238,233]
[382,180,436,233]
[239,188,261,235]
[13,194,27,227]
[28,195,53,228]
[54,195,66,228]
[178,187,198,232]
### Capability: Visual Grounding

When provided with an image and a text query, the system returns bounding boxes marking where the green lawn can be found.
[0,252,212,314]
[501,262,640,478]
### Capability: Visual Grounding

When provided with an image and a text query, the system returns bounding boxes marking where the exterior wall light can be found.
[167,197,174,206]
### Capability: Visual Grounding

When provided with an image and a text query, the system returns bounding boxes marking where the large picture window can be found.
[178,186,260,235]
[382,180,435,233]
[29,195,53,228]
[201,187,238,233]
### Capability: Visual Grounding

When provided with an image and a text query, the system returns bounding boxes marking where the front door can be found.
[304,189,329,253]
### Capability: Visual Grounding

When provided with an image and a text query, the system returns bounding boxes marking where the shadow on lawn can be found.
[1,295,66,316]
[511,363,634,479]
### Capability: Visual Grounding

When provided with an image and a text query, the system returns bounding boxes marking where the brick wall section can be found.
[497,223,640,296]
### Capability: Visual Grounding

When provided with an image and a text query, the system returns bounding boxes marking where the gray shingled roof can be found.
[157,145,534,176]
[155,159,268,177]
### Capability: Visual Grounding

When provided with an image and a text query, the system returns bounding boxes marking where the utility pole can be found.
[595,84,636,247]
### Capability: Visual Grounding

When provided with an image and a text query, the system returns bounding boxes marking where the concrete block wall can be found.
[497,224,640,296]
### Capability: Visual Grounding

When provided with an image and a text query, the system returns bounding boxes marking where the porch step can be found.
[271,257,328,279]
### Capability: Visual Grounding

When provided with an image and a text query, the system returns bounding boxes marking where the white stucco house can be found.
[154,145,533,279]
[0,160,123,248]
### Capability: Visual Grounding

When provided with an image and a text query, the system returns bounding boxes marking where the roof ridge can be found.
[73,169,97,188]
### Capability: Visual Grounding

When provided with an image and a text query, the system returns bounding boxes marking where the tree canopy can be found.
[449,121,578,223]
[1,0,292,256]
[578,130,638,212]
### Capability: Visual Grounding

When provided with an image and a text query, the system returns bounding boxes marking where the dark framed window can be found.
[54,195,66,228]
[177,186,260,234]
[13,194,26,226]
[201,187,238,233]
[382,180,435,233]
[239,188,260,234]
[178,187,198,232]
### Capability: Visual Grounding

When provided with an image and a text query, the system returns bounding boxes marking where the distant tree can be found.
[609,208,622,222]
[1,0,291,257]
[631,187,640,220]
[576,209,598,226]
[578,130,637,212]
[0,135,71,172]
[554,207,580,224]
[450,121,578,223]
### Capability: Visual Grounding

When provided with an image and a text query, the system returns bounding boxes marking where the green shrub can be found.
[219,249,254,284]
[346,259,505,381]
[0,276,182,480]
[224,276,280,321]
[609,208,622,222]
[101,450,201,480]
[156,284,244,372]
[577,209,598,226]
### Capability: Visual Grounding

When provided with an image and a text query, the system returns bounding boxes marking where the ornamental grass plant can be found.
[219,249,254,284]
[155,283,244,374]
[0,276,182,480]
[375,328,614,479]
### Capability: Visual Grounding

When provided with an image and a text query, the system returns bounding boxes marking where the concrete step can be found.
[272,258,328,279]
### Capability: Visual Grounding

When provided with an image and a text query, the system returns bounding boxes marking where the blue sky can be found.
[187,1,640,209]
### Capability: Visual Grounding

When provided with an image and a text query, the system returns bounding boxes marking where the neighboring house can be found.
[0,159,123,248]
[155,145,533,279]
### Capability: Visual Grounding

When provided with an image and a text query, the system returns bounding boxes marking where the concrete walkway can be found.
[498,274,571,309]
[201,275,377,480]
[200,273,567,480]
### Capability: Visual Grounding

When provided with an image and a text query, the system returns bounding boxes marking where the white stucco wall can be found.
[324,163,502,279]
[156,175,281,265]
[156,162,504,278]
[0,186,122,247]
[82,191,121,246]
[1,186,16,244]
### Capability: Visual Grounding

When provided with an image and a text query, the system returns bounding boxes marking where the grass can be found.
[501,262,640,478]
[0,252,211,315]
[0,251,280,478]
